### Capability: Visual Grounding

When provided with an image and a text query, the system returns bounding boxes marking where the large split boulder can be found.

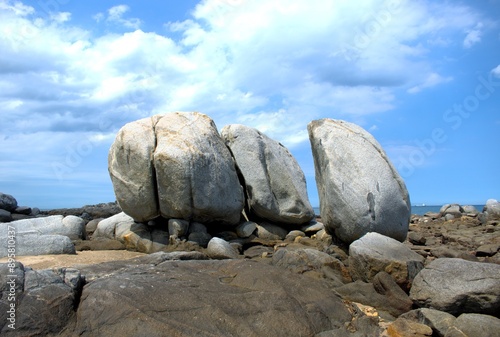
[221,124,314,225]
[409,258,500,316]
[308,118,411,243]
[109,112,244,225]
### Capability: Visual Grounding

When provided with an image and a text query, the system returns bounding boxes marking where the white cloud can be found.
[408,73,453,94]
[463,22,483,48]
[492,65,500,78]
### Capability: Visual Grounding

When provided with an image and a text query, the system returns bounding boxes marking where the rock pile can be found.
[0,192,41,222]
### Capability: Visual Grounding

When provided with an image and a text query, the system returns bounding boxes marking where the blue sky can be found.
[0,0,499,209]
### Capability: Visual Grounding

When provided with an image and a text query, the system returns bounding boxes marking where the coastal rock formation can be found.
[308,118,411,243]
[348,232,424,291]
[409,258,500,316]
[221,124,314,225]
[109,112,244,225]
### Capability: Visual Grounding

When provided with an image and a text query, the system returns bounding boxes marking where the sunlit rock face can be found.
[308,118,411,243]
[109,112,244,225]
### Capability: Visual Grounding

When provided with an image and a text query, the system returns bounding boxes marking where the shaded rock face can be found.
[0,193,17,212]
[308,118,411,243]
[73,259,373,337]
[0,262,83,336]
[221,124,314,225]
[409,258,500,316]
[109,112,244,225]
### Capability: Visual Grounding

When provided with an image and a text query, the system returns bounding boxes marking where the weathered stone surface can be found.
[7,215,85,240]
[154,113,244,225]
[0,193,17,212]
[0,233,75,257]
[236,221,257,238]
[387,318,433,337]
[440,204,464,218]
[349,232,424,290]
[483,199,500,221]
[221,124,314,225]
[308,119,410,243]
[108,115,160,222]
[168,218,189,237]
[410,258,500,316]
[256,222,288,240]
[74,259,377,336]
[400,308,456,337]
[0,262,83,336]
[0,209,12,222]
[444,313,500,337]
[206,237,239,259]
[94,212,168,253]
[110,112,244,224]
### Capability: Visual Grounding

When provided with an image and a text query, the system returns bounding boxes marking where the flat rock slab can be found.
[74,259,379,336]
[410,258,500,316]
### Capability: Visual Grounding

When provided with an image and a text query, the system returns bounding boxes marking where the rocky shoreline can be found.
[1,113,499,336]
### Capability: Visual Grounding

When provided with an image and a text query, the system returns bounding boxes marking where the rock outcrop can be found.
[308,118,411,243]
[109,112,244,225]
[409,258,500,316]
[221,124,314,225]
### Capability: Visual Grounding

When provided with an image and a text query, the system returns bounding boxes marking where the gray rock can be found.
[221,124,314,225]
[440,204,463,218]
[285,230,306,241]
[256,222,288,240]
[0,262,83,336]
[108,115,161,222]
[445,313,500,337]
[85,218,101,235]
[94,212,135,239]
[0,233,75,257]
[0,209,12,222]
[187,232,212,247]
[236,221,257,238]
[400,308,456,337]
[348,232,424,290]
[7,215,85,240]
[0,193,17,212]
[483,199,500,221]
[14,206,31,215]
[154,112,244,225]
[73,259,376,336]
[462,205,478,214]
[301,220,325,233]
[188,221,207,234]
[308,119,410,243]
[410,258,500,316]
[168,218,189,237]
[94,212,168,253]
[206,237,239,259]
